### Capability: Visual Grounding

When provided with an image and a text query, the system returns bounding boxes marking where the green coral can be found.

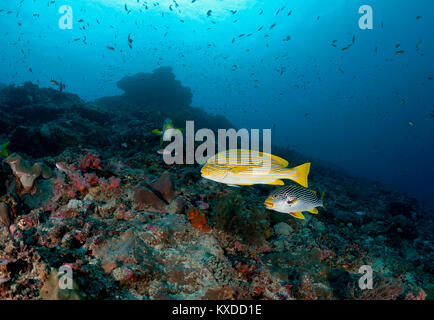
[1,141,9,157]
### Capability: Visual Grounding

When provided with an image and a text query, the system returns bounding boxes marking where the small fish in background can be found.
[201,149,311,187]
[265,185,325,220]
[50,77,59,86]
[152,118,182,145]
[55,162,73,175]
[1,141,10,157]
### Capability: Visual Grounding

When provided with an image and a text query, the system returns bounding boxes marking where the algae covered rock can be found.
[273,222,293,236]
[0,202,11,227]
[214,192,269,245]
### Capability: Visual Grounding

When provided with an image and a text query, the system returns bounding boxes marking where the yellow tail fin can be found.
[291,163,311,187]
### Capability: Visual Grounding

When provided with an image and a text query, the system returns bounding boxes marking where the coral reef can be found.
[0,81,432,301]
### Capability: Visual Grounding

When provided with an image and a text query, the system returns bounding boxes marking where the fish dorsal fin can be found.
[290,212,305,219]
[266,179,285,185]
[308,208,318,214]
[259,151,289,167]
[207,149,289,167]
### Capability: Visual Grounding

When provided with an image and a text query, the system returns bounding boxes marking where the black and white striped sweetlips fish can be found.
[265,185,325,220]
[200,149,311,187]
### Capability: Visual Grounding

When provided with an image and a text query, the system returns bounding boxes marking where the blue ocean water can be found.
[0,0,433,205]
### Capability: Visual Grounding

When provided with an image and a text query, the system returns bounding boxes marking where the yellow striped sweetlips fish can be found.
[200,149,311,187]
[265,185,325,219]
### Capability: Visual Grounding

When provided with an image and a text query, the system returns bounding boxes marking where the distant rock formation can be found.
[97,67,192,109]
[95,67,234,133]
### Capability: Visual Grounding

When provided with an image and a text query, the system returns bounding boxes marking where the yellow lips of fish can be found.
[264,196,274,208]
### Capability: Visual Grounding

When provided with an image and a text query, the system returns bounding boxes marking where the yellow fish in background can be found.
[152,118,182,145]
[201,149,310,187]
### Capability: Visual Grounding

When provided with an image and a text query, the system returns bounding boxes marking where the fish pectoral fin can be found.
[152,129,162,135]
[230,166,250,174]
[308,208,319,214]
[266,179,285,185]
[290,212,305,219]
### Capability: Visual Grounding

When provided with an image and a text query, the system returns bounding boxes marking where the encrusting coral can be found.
[3,153,52,194]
